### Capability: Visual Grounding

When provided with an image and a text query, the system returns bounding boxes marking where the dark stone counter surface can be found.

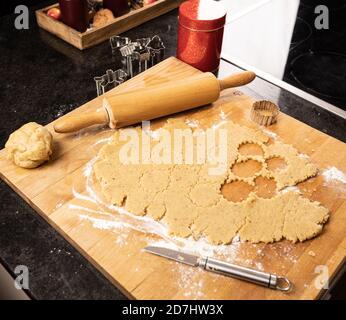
[0,3,345,300]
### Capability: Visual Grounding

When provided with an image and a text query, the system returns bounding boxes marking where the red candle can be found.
[177,0,227,72]
[103,0,130,17]
[58,0,89,32]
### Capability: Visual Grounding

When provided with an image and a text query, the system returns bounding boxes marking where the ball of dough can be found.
[5,122,53,169]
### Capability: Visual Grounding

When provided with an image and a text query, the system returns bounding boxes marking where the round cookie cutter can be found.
[250,100,280,126]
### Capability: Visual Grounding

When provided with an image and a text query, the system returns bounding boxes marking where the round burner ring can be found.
[290,51,346,100]
[290,18,312,50]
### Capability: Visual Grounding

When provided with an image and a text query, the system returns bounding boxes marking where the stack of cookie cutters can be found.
[94,35,165,96]
[110,35,165,78]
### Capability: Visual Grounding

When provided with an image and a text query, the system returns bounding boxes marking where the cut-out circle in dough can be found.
[238,142,264,157]
[221,180,254,203]
[266,156,287,172]
[254,176,277,199]
[232,159,263,178]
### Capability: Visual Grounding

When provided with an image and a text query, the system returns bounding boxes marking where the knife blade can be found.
[144,245,292,292]
[145,246,200,267]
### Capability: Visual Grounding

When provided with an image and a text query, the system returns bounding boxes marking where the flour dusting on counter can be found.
[185,119,200,128]
[299,153,310,160]
[280,186,300,194]
[79,213,126,231]
[179,266,205,298]
[261,127,277,139]
[219,110,227,120]
[322,167,346,184]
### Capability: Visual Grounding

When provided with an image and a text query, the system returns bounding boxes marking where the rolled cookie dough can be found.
[93,119,329,244]
[5,122,53,169]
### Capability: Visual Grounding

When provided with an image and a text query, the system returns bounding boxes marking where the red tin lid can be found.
[179,0,227,31]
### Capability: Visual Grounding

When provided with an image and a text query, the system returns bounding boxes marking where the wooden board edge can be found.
[35,8,83,50]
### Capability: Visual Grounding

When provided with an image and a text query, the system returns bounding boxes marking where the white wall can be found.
[220,0,300,79]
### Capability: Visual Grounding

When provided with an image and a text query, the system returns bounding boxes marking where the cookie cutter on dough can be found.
[94,69,128,96]
[250,100,280,126]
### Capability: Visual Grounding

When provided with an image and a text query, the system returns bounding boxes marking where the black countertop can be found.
[0,3,345,300]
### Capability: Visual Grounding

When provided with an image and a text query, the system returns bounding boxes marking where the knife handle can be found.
[199,257,292,292]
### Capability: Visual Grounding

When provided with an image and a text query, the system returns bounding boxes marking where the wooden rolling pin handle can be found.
[218,71,256,91]
[53,109,109,133]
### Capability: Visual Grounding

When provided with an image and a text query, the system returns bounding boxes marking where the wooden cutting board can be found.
[0,57,345,300]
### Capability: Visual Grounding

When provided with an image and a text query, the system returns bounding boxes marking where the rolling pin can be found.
[54,71,255,133]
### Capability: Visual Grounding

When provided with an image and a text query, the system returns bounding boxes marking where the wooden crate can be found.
[35,0,183,50]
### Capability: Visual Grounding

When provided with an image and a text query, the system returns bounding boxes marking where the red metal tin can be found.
[177,0,227,72]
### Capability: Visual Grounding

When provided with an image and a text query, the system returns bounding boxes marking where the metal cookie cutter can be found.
[131,40,151,77]
[110,36,135,75]
[147,35,165,67]
[109,35,165,78]
[94,69,127,96]
[109,35,131,56]
[118,37,151,78]
[251,100,280,126]
[135,37,151,48]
